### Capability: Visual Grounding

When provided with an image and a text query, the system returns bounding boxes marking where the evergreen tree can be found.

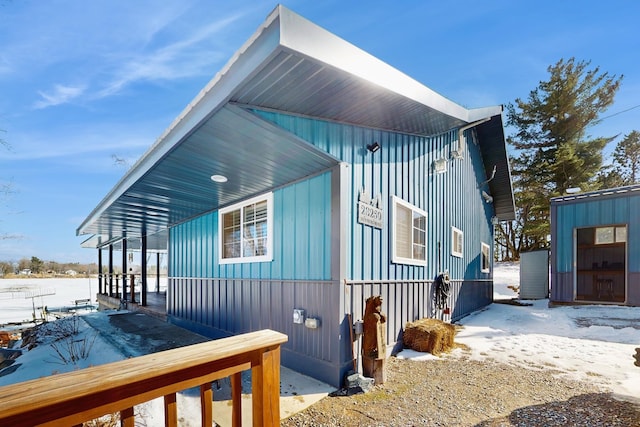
[596,164,625,189]
[504,58,622,256]
[30,256,44,273]
[612,130,640,185]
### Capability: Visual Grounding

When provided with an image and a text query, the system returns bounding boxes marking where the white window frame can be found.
[451,226,463,258]
[481,242,491,273]
[218,193,273,264]
[390,195,427,266]
[595,225,627,245]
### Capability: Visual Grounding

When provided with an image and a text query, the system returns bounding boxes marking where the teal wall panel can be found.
[552,191,640,274]
[167,109,501,386]
[253,109,495,282]
[169,172,332,280]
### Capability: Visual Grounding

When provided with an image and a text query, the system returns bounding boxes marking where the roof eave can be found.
[77,7,285,237]
[77,5,516,239]
[277,6,470,124]
[476,114,516,221]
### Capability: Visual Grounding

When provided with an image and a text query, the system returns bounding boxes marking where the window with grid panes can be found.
[391,195,427,266]
[219,193,273,263]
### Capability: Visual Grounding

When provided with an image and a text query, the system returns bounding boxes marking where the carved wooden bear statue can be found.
[362,295,386,383]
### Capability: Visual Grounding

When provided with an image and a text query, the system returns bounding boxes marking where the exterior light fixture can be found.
[210,174,228,183]
[367,142,380,153]
[432,158,447,174]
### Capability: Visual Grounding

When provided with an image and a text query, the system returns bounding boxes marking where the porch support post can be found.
[108,244,114,297]
[97,247,103,295]
[141,235,147,306]
[122,239,128,302]
[156,252,160,293]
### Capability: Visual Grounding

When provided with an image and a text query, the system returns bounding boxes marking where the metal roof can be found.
[77,5,515,248]
[551,184,640,205]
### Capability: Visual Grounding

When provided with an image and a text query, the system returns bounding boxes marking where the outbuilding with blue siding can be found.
[77,5,515,387]
[551,185,640,307]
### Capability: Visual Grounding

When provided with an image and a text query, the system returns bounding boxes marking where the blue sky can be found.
[1,1,639,264]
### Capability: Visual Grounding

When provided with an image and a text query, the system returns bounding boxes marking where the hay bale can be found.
[403,318,456,355]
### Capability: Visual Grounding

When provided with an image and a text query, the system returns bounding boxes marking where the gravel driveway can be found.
[281,355,640,426]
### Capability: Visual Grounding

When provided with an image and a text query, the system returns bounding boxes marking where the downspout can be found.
[451,117,491,160]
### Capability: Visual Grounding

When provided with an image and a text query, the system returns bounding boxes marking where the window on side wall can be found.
[451,226,463,258]
[481,242,491,273]
[391,195,427,266]
[594,226,626,245]
[219,193,273,264]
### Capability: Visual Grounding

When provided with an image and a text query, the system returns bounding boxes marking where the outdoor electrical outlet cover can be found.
[293,308,305,324]
[305,318,319,329]
[354,320,364,335]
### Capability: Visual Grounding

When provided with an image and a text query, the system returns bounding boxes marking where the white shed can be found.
[519,250,550,299]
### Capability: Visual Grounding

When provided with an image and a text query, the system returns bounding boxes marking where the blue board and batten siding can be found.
[168,172,343,382]
[253,110,495,282]
[167,110,496,386]
[170,172,332,281]
[551,189,640,305]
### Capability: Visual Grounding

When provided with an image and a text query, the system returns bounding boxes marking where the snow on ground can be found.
[399,261,640,399]
[2,265,640,424]
[0,315,124,385]
[0,277,167,326]
[0,278,98,325]
[492,261,521,300]
[454,300,640,398]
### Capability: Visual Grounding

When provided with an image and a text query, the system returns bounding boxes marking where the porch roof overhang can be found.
[476,114,516,221]
[77,5,515,249]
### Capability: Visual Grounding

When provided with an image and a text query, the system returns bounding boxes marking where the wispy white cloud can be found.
[1,2,252,110]
[21,11,246,108]
[96,13,243,99]
[34,84,87,109]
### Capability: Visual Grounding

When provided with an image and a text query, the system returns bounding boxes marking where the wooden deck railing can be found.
[0,329,288,427]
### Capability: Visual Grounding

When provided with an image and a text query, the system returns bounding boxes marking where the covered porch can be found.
[97,291,167,320]
[82,231,168,316]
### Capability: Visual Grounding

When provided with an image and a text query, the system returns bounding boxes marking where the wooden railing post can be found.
[200,383,213,426]
[120,407,134,427]
[231,372,242,427]
[251,345,281,427]
[164,393,177,427]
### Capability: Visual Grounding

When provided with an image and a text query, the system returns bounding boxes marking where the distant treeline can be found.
[0,257,167,278]
[0,257,98,277]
